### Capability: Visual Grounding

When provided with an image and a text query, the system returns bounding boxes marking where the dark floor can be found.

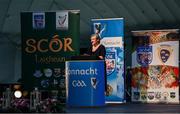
[66,103,180,113]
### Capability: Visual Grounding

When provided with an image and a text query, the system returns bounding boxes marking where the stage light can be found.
[14,90,22,98]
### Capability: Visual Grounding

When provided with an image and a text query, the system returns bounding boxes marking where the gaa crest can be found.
[157,45,173,63]
[136,46,153,66]
[106,51,116,75]
[32,12,45,29]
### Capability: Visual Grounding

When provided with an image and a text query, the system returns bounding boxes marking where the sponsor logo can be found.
[162,92,169,100]
[44,68,53,77]
[106,84,113,96]
[41,79,49,88]
[157,45,173,63]
[56,12,68,30]
[33,70,43,78]
[91,77,98,89]
[72,80,87,87]
[136,46,153,66]
[155,92,161,99]
[141,95,147,100]
[53,68,61,77]
[32,12,45,29]
[141,93,147,100]
[170,92,176,99]
[52,79,58,85]
[133,92,140,100]
[147,92,155,100]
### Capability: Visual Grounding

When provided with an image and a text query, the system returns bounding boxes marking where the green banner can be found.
[21,11,80,100]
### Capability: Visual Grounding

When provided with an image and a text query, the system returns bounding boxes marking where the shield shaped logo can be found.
[157,45,173,63]
[91,77,98,89]
[106,51,116,75]
[56,12,68,30]
[136,46,153,66]
[58,14,67,25]
[32,12,45,29]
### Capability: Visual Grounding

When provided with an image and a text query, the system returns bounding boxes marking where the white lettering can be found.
[67,67,98,76]
[72,80,87,87]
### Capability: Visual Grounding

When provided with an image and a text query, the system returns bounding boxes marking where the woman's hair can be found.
[91,33,101,40]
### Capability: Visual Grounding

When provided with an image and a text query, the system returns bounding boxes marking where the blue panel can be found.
[66,60,105,106]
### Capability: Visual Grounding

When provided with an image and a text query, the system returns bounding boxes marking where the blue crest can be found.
[136,46,153,66]
[106,51,116,75]
[33,13,45,29]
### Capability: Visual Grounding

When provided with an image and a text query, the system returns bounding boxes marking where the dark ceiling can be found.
[1,0,180,47]
[0,0,180,83]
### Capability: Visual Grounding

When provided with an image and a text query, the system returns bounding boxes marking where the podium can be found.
[66,56,105,107]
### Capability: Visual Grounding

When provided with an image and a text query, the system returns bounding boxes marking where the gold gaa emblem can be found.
[157,45,173,63]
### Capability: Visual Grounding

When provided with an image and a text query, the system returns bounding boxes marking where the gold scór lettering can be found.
[25,35,74,53]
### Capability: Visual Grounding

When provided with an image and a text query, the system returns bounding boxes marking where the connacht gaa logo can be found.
[32,12,45,29]
[157,45,173,63]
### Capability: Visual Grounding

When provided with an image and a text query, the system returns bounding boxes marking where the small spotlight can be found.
[14,90,22,98]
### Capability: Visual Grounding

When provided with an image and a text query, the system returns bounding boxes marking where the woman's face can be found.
[91,36,99,46]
